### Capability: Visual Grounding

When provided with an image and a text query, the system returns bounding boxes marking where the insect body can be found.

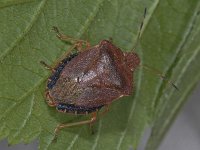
[40,8,177,137]
[39,7,147,137]
[45,39,140,114]
[41,26,141,136]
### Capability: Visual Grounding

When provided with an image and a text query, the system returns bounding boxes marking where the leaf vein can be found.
[12,94,35,139]
[66,133,80,150]
[0,0,48,61]
[91,120,102,150]
[152,0,200,112]
[157,46,200,140]
[76,0,106,37]
[0,77,46,123]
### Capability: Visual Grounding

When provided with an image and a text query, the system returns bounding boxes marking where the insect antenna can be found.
[132,8,147,51]
[140,64,179,91]
[132,9,178,91]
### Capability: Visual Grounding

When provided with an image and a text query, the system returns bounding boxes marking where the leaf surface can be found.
[0,0,199,150]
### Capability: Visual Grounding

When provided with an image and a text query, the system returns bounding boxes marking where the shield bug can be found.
[41,8,178,137]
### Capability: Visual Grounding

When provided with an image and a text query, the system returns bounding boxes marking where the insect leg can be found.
[54,44,78,64]
[89,105,110,134]
[54,112,97,138]
[99,104,110,117]
[45,91,57,107]
[40,61,55,72]
[52,26,90,51]
[52,26,76,43]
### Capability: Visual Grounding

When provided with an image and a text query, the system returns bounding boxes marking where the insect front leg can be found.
[52,26,90,52]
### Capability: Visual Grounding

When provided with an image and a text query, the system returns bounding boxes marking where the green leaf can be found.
[144,1,200,150]
[0,0,199,150]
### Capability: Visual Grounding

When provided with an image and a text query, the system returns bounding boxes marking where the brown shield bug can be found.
[40,8,178,137]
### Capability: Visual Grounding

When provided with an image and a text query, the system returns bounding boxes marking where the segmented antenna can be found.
[132,8,178,91]
[132,8,147,51]
[141,64,179,91]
